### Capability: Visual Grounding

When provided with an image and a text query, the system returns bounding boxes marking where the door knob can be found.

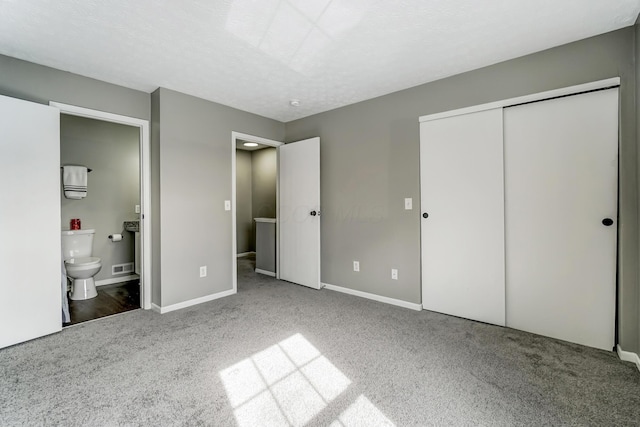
[422,212,429,219]
[310,211,317,216]
[602,218,613,226]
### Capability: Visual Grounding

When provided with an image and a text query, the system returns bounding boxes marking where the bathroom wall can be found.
[236,149,253,254]
[60,114,140,282]
[251,147,277,219]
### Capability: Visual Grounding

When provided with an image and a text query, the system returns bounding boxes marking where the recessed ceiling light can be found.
[243,142,259,147]
[290,99,301,107]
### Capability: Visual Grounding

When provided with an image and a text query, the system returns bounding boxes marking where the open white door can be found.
[0,95,61,348]
[279,137,321,289]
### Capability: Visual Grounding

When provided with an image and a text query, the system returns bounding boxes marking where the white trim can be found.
[95,274,140,287]
[322,282,423,311]
[152,289,237,314]
[255,268,276,277]
[231,131,284,293]
[418,77,621,123]
[237,251,256,258]
[617,344,640,372]
[51,102,152,311]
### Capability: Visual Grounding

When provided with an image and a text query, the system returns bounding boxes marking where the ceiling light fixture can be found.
[243,142,258,147]
[290,99,301,107]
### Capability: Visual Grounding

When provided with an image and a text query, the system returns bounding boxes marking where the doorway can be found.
[52,102,152,314]
[231,132,283,292]
[60,114,141,325]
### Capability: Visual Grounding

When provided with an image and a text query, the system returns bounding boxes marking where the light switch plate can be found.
[224,200,231,211]
[135,204,141,214]
[404,198,412,210]
[391,269,398,280]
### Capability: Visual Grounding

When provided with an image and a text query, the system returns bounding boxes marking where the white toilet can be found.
[61,229,102,300]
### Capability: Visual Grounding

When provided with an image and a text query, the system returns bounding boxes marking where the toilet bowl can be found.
[65,256,102,300]
[61,229,102,300]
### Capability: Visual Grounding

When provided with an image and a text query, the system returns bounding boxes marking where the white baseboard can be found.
[237,252,255,258]
[322,282,422,311]
[255,268,276,277]
[95,274,140,287]
[617,344,640,372]
[151,288,237,314]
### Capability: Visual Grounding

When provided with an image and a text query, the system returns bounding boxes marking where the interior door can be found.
[279,137,321,289]
[420,108,505,326]
[504,88,618,351]
[0,94,61,349]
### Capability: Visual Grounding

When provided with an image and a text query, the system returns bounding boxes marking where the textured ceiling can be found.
[0,0,638,122]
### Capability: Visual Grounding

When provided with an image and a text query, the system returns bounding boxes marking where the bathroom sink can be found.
[123,220,139,232]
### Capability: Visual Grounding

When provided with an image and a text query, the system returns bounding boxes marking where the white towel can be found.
[63,165,87,199]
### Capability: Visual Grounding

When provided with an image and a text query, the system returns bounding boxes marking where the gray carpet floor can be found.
[1,255,639,426]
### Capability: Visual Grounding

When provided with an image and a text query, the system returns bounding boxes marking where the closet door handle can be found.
[602,218,613,226]
[422,212,429,219]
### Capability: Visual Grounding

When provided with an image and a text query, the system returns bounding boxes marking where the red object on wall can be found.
[70,219,81,230]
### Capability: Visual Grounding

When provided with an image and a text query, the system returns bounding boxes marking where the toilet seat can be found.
[65,257,101,269]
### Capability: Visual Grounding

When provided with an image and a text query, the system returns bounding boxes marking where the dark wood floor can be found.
[64,280,140,326]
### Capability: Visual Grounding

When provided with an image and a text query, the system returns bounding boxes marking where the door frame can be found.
[231,131,284,293]
[51,102,152,310]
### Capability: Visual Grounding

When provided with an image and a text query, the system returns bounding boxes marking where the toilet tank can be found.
[61,229,95,260]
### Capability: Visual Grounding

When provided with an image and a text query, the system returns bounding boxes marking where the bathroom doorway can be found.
[232,132,283,293]
[54,102,151,325]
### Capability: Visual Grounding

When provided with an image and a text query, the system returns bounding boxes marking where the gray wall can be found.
[252,147,277,219]
[154,88,284,307]
[60,115,140,281]
[236,150,253,254]
[0,54,149,120]
[151,89,162,305]
[285,27,639,353]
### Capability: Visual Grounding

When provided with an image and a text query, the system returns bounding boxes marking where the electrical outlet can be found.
[224,200,231,211]
[353,261,360,272]
[200,266,207,278]
[135,204,141,214]
[391,269,398,280]
[404,198,412,210]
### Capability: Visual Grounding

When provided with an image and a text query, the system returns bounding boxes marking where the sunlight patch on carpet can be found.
[219,332,375,426]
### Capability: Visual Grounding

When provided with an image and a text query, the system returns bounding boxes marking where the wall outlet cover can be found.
[200,266,207,277]
[135,204,141,214]
[353,261,360,272]
[391,269,398,280]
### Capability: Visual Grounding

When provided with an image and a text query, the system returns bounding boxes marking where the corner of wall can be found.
[150,88,162,306]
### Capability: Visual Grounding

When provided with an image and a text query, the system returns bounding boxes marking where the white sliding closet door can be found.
[504,89,618,351]
[420,108,505,326]
[0,95,61,349]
